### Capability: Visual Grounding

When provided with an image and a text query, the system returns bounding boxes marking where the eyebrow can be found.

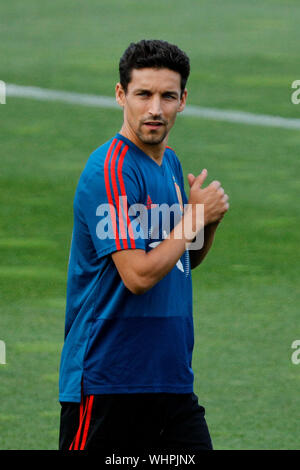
[134,89,179,98]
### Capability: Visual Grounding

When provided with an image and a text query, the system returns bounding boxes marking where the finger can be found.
[187,173,196,188]
[210,180,221,190]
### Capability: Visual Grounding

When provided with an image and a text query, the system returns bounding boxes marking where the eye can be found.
[163,93,176,100]
[137,91,150,97]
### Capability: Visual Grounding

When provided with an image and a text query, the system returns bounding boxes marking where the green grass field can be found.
[1,0,300,450]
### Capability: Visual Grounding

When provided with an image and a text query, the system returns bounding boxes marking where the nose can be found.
[148,95,162,117]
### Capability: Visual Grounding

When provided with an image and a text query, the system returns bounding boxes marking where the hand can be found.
[187,169,229,226]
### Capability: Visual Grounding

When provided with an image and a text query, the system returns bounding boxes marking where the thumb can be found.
[191,169,208,189]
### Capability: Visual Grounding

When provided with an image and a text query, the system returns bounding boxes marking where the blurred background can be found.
[0,0,299,450]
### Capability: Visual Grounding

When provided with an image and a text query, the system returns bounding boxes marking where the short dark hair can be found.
[119,39,190,97]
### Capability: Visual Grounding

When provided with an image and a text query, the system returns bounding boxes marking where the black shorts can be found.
[59,392,213,452]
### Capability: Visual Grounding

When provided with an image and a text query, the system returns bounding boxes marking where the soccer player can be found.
[58,39,229,452]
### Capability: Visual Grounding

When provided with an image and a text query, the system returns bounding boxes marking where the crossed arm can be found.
[111,223,219,295]
[112,204,222,295]
[111,169,228,295]
[111,204,200,295]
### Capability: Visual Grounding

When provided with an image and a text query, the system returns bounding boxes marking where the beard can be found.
[135,121,169,146]
[136,131,167,145]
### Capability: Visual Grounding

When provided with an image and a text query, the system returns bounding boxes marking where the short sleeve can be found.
[76,144,146,258]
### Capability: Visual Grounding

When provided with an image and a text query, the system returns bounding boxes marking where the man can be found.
[59,39,229,452]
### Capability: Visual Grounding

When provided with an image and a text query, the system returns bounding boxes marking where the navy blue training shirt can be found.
[59,133,194,403]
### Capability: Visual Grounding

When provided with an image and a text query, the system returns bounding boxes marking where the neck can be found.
[119,124,167,166]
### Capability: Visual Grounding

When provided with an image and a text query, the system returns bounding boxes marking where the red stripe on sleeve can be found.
[115,144,130,248]
[110,140,128,248]
[116,145,136,249]
[104,139,121,250]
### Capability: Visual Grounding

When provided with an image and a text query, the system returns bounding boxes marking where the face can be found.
[116,68,187,146]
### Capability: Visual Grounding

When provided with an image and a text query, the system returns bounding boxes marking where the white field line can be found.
[6,83,300,130]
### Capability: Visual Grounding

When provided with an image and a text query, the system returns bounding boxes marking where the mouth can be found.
[143,121,164,130]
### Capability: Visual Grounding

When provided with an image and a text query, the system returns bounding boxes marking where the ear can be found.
[178,89,187,113]
[115,82,126,107]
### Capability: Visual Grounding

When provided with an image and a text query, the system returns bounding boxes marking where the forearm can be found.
[115,205,203,294]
